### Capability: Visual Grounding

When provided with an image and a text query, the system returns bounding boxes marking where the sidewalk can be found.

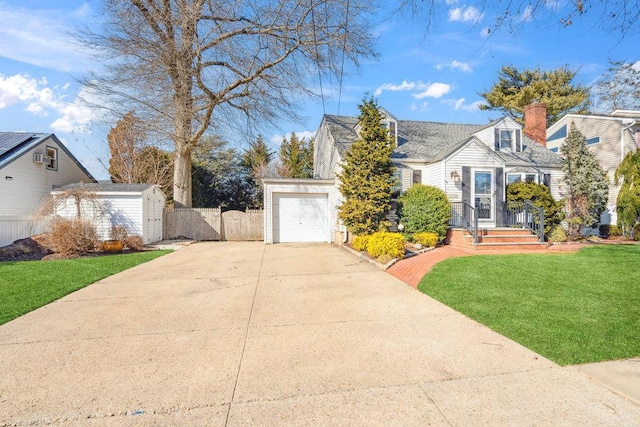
[387,242,585,288]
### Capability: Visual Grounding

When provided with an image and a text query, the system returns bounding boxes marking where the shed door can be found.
[273,193,329,243]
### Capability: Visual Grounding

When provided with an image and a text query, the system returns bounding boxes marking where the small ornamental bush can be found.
[124,235,145,251]
[633,223,640,241]
[110,225,129,241]
[507,181,562,238]
[366,231,405,259]
[399,185,450,242]
[547,224,567,243]
[414,232,438,248]
[352,235,370,252]
[610,224,622,236]
[49,217,100,255]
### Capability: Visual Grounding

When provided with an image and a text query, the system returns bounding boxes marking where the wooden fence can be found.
[163,208,263,241]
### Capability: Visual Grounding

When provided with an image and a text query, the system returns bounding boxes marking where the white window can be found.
[507,173,538,185]
[499,130,513,151]
[46,146,58,171]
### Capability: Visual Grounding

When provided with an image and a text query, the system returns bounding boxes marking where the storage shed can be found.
[52,183,165,244]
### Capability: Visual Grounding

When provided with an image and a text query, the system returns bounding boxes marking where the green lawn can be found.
[418,244,640,366]
[0,251,171,326]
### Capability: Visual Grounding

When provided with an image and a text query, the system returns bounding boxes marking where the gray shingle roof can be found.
[323,114,563,167]
[53,182,156,193]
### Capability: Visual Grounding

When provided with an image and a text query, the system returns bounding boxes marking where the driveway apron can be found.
[1,242,639,426]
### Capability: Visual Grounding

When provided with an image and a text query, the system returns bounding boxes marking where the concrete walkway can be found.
[1,242,639,425]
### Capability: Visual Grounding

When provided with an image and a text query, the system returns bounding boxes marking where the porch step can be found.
[446,228,547,251]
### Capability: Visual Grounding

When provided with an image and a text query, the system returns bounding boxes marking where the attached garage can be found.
[263,179,337,244]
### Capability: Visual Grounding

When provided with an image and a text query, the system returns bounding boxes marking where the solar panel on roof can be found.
[0,133,36,156]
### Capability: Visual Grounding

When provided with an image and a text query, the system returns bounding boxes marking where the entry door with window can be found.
[473,170,493,221]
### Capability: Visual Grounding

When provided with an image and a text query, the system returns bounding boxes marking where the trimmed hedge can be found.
[367,232,405,259]
[413,232,438,248]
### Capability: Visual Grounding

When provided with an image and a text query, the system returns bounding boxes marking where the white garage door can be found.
[273,193,329,243]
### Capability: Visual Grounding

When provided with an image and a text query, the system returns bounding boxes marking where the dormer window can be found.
[494,128,522,152]
[381,118,398,146]
[499,130,513,151]
[46,146,58,171]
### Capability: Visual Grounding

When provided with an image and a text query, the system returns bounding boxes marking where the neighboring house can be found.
[0,132,96,246]
[263,103,564,244]
[52,182,165,244]
[546,110,640,225]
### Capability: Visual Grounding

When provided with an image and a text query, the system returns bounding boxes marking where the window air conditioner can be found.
[33,152,45,163]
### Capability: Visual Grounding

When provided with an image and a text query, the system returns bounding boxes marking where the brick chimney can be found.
[524,102,547,147]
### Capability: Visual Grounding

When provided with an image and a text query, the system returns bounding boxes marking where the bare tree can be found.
[107,112,174,200]
[78,0,376,207]
[397,1,640,38]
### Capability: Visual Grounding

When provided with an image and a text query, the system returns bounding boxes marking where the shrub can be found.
[413,232,438,248]
[399,185,449,242]
[352,235,370,252]
[124,235,145,251]
[507,182,562,238]
[110,225,129,241]
[599,224,622,238]
[547,224,567,243]
[366,231,405,259]
[49,217,99,255]
[634,223,640,241]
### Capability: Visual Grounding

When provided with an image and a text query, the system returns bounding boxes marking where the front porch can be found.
[448,201,548,251]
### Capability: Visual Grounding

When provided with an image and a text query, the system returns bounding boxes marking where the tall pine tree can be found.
[279,133,313,178]
[338,98,396,235]
[560,122,609,239]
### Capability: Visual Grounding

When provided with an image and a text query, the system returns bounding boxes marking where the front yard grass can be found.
[418,244,640,366]
[0,250,171,326]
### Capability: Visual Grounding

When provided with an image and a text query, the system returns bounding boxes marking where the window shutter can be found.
[494,128,500,151]
[543,173,551,188]
[462,167,470,203]
[516,130,522,152]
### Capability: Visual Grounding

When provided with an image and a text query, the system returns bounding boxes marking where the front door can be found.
[473,170,493,221]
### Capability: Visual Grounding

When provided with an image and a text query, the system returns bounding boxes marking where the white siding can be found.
[0,137,93,216]
[0,216,50,247]
[547,115,640,209]
[473,117,520,149]
[445,141,503,201]
[313,120,335,179]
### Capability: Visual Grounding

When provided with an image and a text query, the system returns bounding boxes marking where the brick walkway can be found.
[388,243,586,288]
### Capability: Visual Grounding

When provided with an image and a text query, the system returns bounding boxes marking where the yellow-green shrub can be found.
[366,232,405,259]
[352,235,370,251]
[413,232,438,248]
[547,224,567,243]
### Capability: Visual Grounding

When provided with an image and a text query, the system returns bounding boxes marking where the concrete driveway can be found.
[1,242,639,426]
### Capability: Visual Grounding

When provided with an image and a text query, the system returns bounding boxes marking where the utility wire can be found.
[310,0,326,114]
[337,0,350,116]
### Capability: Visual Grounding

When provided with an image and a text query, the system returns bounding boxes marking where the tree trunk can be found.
[173,143,192,208]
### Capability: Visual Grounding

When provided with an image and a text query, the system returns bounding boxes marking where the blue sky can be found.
[1,0,638,180]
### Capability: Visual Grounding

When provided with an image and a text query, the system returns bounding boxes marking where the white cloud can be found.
[521,5,534,22]
[0,3,93,72]
[480,27,491,37]
[448,6,484,23]
[413,83,451,99]
[374,80,417,96]
[443,98,482,111]
[0,73,96,134]
[410,102,429,112]
[436,60,473,73]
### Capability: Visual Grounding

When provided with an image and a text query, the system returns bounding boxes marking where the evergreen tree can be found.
[479,65,590,126]
[278,133,314,178]
[560,122,609,239]
[338,97,396,235]
[614,149,640,236]
[242,136,275,208]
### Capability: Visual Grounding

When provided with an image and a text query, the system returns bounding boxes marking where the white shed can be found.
[52,183,165,244]
[263,178,338,244]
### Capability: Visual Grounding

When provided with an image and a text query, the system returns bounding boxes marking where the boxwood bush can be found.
[413,232,438,248]
[399,184,450,242]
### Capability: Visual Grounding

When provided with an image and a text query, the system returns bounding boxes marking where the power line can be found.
[337,0,350,116]
[310,0,326,114]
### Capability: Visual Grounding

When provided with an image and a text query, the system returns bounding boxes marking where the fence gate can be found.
[221,209,263,241]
